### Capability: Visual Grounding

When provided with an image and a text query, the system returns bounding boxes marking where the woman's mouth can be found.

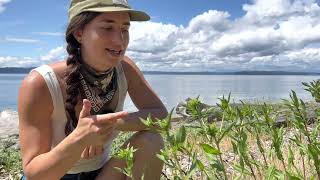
[106,48,122,57]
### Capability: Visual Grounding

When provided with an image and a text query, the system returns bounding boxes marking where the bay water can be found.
[1,73,319,113]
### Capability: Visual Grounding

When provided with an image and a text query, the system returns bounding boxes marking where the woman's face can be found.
[75,12,130,71]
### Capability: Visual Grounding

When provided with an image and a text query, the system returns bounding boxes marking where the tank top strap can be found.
[115,61,128,111]
[32,65,65,116]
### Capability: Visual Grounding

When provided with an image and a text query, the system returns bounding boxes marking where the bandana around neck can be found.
[78,62,117,114]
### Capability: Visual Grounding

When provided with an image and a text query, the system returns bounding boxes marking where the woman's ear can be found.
[73,30,83,44]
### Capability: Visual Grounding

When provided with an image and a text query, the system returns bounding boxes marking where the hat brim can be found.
[84,7,150,21]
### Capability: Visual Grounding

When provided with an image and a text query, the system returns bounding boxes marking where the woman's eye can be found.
[103,27,113,31]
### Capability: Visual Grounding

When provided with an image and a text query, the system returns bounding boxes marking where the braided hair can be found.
[64,12,100,136]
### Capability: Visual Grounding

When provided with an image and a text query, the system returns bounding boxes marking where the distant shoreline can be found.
[0,67,319,75]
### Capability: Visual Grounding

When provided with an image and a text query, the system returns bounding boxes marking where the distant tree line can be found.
[0,67,35,74]
[0,67,319,75]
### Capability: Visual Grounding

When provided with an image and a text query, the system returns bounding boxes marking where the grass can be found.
[0,139,22,180]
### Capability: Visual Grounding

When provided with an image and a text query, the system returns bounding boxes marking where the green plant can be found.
[113,143,137,179]
[302,80,320,102]
[139,80,320,179]
[3,80,320,180]
[0,145,22,180]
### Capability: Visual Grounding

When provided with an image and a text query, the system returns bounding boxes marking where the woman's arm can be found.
[115,57,168,131]
[18,71,87,180]
[19,71,126,180]
[19,71,127,180]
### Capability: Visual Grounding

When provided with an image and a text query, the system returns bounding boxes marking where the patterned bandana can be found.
[78,62,117,114]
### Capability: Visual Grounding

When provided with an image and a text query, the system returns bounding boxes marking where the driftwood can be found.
[274,102,320,127]
[174,98,320,127]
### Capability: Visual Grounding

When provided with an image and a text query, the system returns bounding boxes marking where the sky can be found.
[0,0,320,72]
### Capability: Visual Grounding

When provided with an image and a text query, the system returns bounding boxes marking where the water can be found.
[0,74,25,111]
[131,74,320,111]
[1,73,319,113]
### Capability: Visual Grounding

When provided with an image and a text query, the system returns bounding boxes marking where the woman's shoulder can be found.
[19,60,67,109]
[48,60,68,80]
[19,67,55,115]
[120,56,146,89]
[121,56,143,76]
[27,60,67,81]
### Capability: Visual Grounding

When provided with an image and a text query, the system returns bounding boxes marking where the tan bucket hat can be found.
[68,0,150,22]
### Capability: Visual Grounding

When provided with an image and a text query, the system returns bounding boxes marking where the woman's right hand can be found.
[74,99,128,147]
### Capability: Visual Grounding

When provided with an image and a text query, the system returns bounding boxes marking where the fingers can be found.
[95,111,128,124]
[81,145,104,159]
[88,146,95,158]
[81,147,89,159]
[79,99,91,119]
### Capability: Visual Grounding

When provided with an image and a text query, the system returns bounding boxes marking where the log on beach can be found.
[174,98,320,127]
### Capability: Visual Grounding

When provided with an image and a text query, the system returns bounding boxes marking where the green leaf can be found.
[156,154,168,164]
[207,123,218,137]
[211,160,224,172]
[186,97,202,119]
[200,143,221,155]
[140,115,153,128]
[265,165,276,180]
[197,160,205,171]
[286,172,303,180]
[287,146,294,167]
[234,163,251,175]
[175,126,186,144]
[218,122,235,143]
[231,141,238,154]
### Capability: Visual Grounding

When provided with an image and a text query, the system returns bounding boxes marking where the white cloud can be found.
[0,46,66,67]
[32,32,64,37]
[4,37,41,43]
[186,10,231,33]
[126,0,320,72]
[0,56,38,67]
[40,46,66,62]
[0,0,11,13]
[129,21,180,53]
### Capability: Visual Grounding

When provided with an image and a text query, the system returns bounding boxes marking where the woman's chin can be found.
[106,55,124,64]
[99,57,122,70]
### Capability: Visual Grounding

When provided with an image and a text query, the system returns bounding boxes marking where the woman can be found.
[18,0,168,179]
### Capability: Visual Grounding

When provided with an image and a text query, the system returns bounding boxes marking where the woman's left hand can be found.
[81,145,104,159]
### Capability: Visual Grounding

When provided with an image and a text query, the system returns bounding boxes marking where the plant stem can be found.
[301,154,306,180]
[250,152,262,180]
[173,153,187,177]
[214,136,228,180]
[246,159,257,180]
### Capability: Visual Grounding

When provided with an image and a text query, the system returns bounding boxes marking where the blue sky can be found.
[0,0,249,57]
[0,0,320,72]
[130,0,249,25]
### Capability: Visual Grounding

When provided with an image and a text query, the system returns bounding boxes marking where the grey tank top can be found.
[32,62,128,174]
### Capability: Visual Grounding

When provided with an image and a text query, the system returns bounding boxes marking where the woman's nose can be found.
[111,31,125,47]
